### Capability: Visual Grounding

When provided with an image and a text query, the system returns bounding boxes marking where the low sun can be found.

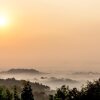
[0,15,8,27]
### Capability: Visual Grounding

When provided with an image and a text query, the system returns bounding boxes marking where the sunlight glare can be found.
[0,15,8,27]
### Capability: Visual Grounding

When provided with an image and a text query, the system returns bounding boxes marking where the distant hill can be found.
[0,68,44,75]
[0,78,50,92]
[72,72,100,75]
[47,77,78,84]
[0,78,50,100]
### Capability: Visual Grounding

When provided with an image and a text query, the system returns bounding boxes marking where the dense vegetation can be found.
[0,78,50,100]
[0,81,34,100]
[0,78,50,92]
[49,79,100,100]
[0,78,100,100]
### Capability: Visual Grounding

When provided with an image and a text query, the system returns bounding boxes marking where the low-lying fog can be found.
[0,71,100,90]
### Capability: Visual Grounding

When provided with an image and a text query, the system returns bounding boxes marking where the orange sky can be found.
[0,0,100,71]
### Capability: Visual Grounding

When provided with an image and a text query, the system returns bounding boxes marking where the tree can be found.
[49,95,54,100]
[54,85,69,100]
[0,87,3,100]
[80,79,100,100]
[52,78,100,100]
[68,88,80,100]
[21,81,34,100]
[13,86,20,100]
[5,89,12,100]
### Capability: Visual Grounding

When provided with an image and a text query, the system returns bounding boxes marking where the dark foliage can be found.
[21,81,34,100]
[0,78,50,100]
[5,89,13,100]
[49,78,100,100]
[13,86,20,100]
[0,78,100,100]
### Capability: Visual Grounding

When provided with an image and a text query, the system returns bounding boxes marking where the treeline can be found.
[0,78,50,100]
[0,78,50,92]
[0,81,34,100]
[49,78,100,100]
[1,78,100,100]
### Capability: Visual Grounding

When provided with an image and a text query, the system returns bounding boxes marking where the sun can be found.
[0,15,8,27]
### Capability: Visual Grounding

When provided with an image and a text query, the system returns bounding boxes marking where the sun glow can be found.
[0,15,9,27]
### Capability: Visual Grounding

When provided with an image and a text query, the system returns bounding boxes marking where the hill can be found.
[0,78,50,100]
[0,68,44,75]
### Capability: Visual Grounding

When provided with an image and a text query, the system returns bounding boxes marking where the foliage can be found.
[0,78,100,100]
[13,86,20,100]
[0,81,34,100]
[5,89,13,100]
[0,78,49,100]
[49,79,100,100]
[21,81,34,100]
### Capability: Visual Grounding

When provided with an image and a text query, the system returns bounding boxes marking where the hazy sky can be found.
[0,0,100,71]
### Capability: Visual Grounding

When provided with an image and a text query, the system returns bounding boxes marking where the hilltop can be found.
[0,68,44,75]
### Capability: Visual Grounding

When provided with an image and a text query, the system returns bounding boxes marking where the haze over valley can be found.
[0,68,99,90]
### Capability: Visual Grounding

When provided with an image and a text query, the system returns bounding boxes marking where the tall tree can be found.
[54,85,69,100]
[13,86,20,100]
[49,95,54,100]
[5,89,12,100]
[0,87,3,100]
[21,81,34,100]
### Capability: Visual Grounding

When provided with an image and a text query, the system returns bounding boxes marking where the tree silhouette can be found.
[54,85,69,100]
[13,86,20,100]
[68,88,80,100]
[49,95,54,100]
[0,87,3,100]
[5,89,12,100]
[80,79,100,100]
[51,79,100,100]
[21,81,34,100]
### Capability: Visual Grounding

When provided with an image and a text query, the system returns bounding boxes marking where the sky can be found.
[0,0,100,71]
